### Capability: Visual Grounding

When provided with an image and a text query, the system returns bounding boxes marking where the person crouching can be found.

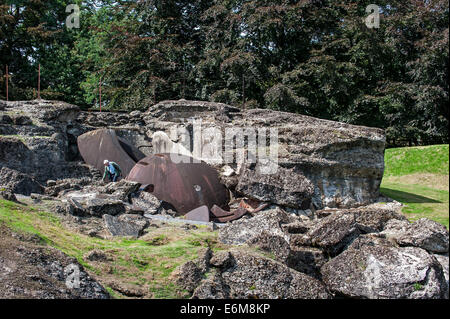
[103,160,122,182]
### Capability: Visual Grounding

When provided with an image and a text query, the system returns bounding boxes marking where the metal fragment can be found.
[185,205,210,222]
[127,153,230,215]
[77,129,146,177]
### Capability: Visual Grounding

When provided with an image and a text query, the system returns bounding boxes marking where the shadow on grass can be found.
[380,187,442,203]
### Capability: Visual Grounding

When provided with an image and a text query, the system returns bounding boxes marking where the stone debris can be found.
[84,250,111,262]
[103,180,141,202]
[103,214,149,238]
[0,167,44,196]
[1,99,447,300]
[0,225,110,299]
[185,250,331,299]
[194,206,449,299]
[218,208,295,245]
[0,189,17,202]
[381,218,449,253]
[321,235,447,299]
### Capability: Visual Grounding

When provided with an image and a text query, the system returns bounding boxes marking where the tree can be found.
[1,0,448,145]
[0,0,84,102]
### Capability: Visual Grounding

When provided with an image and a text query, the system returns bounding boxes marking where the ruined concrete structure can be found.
[1,99,449,300]
[0,99,385,211]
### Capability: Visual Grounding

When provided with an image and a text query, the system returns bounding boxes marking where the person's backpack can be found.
[111,162,122,176]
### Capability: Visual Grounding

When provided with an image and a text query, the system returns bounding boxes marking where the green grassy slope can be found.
[383,144,449,176]
[381,144,449,228]
[0,199,223,299]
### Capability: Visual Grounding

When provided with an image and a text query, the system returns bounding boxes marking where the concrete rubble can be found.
[1,99,447,299]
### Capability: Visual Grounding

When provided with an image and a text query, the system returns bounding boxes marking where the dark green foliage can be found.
[0,0,85,104]
[0,0,448,145]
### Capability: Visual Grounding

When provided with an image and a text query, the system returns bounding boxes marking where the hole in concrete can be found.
[118,137,145,163]
[66,131,81,162]
[143,184,154,193]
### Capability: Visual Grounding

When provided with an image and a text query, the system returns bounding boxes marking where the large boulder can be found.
[299,208,407,256]
[236,162,314,209]
[190,250,330,299]
[433,254,449,299]
[145,100,385,209]
[218,208,295,245]
[321,235,448,299]
[61,192,126,217]
[247,231,326,278]
[103,214,148,238]
[381,218,449,253]
[305,211,360,256]
[102,180,141,202]
[0,167,44,195]
[130,190,162,215]
[82,198,126,217]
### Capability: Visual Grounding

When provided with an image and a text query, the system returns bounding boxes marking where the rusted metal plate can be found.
[126,153,230,216]
[77,129,146,177]
[185,205,210,222]
[210,205,235,218]
[239,199,270,214]
[212,207,248,223]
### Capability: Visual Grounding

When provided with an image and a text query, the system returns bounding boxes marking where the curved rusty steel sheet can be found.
[211,206,248,223]
[239,199,270,214]
[77,129,146,177]
[126,153,230,215]
[210,205,235,218]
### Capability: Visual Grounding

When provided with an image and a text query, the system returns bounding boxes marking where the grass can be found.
[383,144,449,176]
[0,199,224,299]
[1,143,447,298]
[381,144,449,228]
